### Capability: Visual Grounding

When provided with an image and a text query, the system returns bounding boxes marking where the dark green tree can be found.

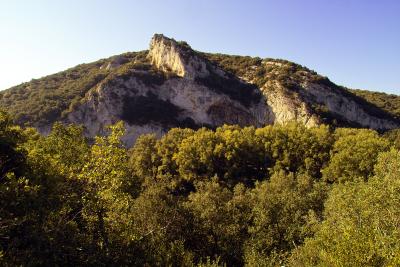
[244,171,328,266]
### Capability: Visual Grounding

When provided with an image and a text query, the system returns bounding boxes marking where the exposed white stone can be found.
[261,81,319,127]
[147,34,209,79]
[62,34,267,145]
[49,34,398,146]
[301,81,399,129]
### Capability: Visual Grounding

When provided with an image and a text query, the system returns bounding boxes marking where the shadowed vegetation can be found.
[1,109,399,266]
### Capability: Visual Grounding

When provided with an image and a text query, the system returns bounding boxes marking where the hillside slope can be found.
[0,34,399,145]
[349,89,400,119]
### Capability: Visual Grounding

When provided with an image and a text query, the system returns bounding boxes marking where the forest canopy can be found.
[1,109,400,266]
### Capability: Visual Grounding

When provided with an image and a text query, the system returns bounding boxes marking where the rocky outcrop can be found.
[147,34,209,79]
[58,34,400,145]
[300,81,399,129]
[64,34,267,146]
[240,58,400,131]
[261,81,320,127]
[259,80,399,130]
[6,34,399,146]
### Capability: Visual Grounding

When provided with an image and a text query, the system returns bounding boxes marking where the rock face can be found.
[64,34,267,146]
[261,81,320,127]
[299,81,399,129]
[235,57,400,131]
[3,34,399,146]
[258,79,399,129]
[147,34,209,79]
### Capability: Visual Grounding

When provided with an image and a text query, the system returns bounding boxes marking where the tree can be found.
[255,122,333,178]
[322,129,390,183]
[384,128,400,149]
[128,180,194,266]
[0,109,26,178]
[174,128,223,183]
[0,116,92,265]
[184,178,251,266]
[129,133,159,181]
[79,122,140,265]
[244,171,328,266]
[289,149,400,266]
[155,128,195,177]
[174,125,269,187]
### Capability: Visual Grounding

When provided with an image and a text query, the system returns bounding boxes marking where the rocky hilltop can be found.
[65,34,266,145]
[0,34,399,145]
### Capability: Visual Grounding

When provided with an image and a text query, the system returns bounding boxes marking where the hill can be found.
[0,34,399,145]
[349,88,400,119]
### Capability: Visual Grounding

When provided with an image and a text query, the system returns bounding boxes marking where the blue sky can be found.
[0,0,399,94]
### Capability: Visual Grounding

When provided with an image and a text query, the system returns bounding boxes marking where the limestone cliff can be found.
[147,34,209,79]
[64,34,267,146]
[1,34,399,146]
[205,54,399,130]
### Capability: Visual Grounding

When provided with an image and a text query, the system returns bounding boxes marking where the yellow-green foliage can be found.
[384,128,400,149]
[289,149,400,266]
[1,112,400,266]
[322,128,391,183]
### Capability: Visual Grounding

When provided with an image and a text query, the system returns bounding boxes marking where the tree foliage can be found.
[322,129,390,183]
[289,149,400,266]
[1,112,399,266]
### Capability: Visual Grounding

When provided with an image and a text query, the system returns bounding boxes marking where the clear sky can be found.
[0,0,399,94]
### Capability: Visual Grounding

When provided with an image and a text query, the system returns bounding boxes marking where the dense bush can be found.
[202,53,263,79]
[384,128,400,149]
